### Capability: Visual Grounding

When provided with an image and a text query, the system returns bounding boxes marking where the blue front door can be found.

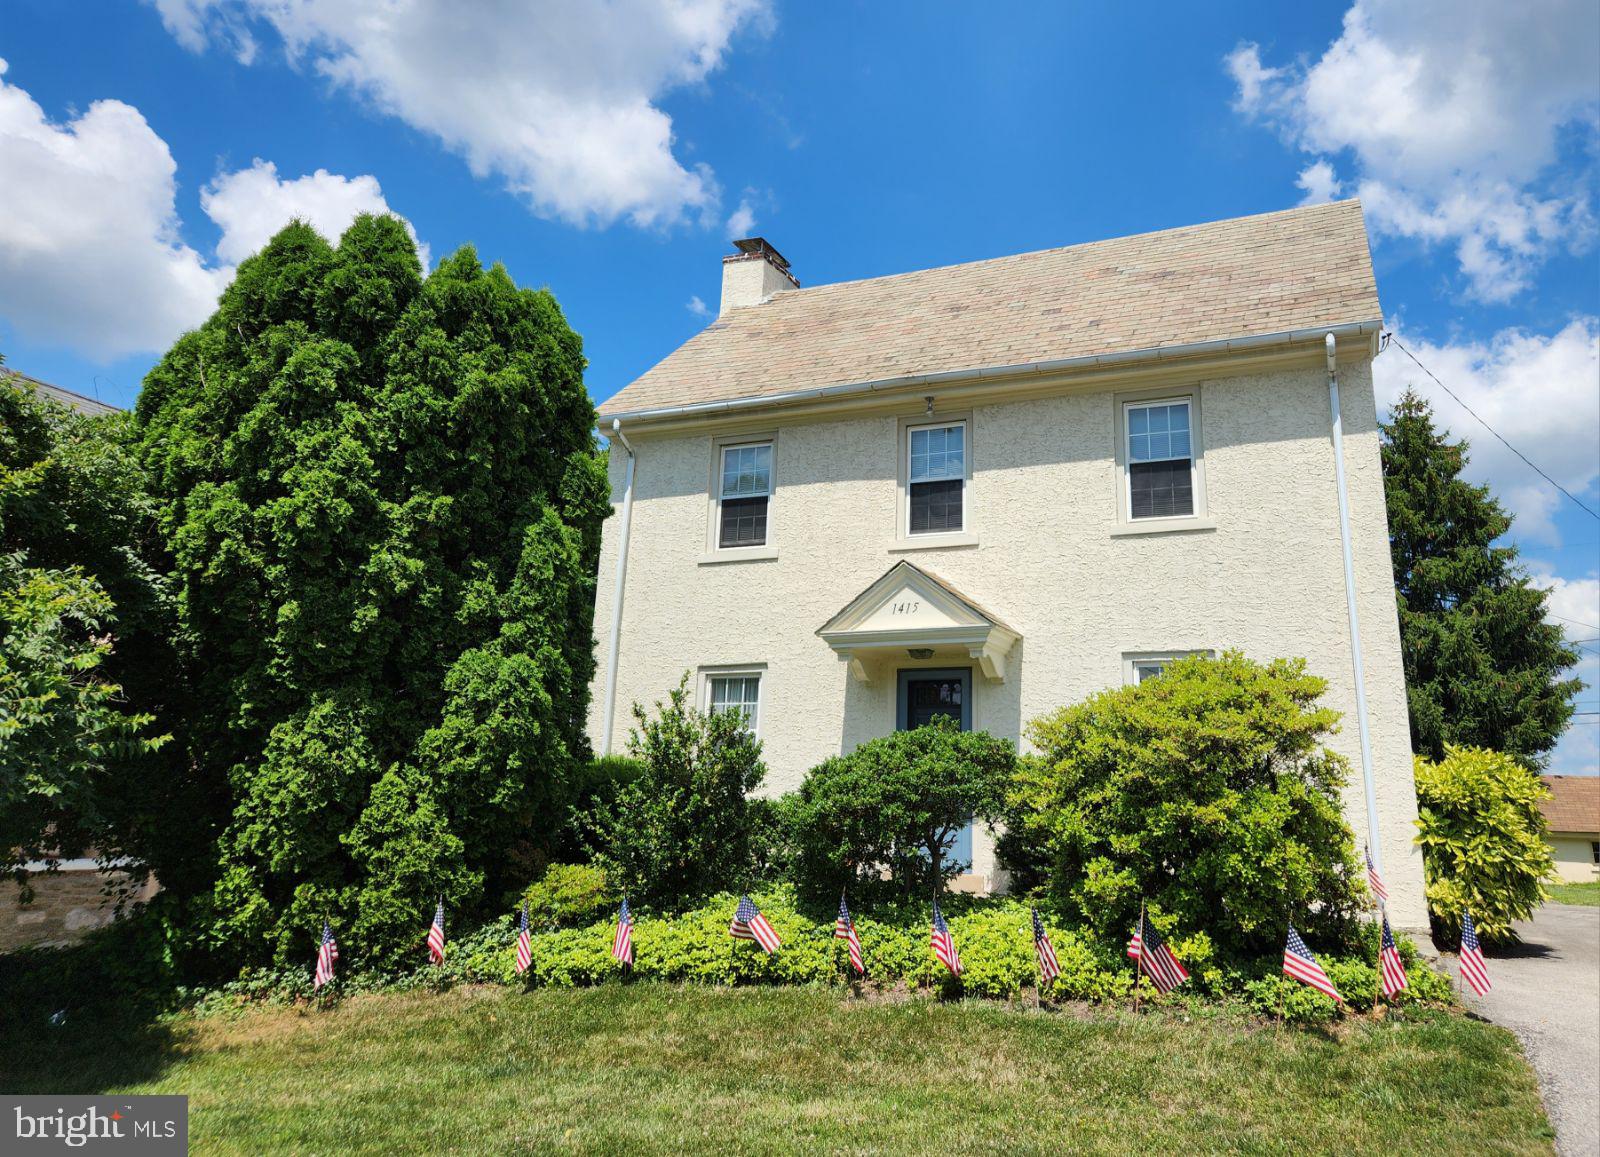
[897,668,974,871]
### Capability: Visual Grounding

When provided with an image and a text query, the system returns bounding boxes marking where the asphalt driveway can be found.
[1464,904,1600,1156]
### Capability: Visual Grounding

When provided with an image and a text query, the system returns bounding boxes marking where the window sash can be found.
[718,496,768,548]
[708,675,760,732]
[909,423,964,483]
[1125,400,1195,520]
[906,421,966,535]
[719,443,772,499]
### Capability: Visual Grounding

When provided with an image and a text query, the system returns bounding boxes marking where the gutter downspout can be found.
[600,419,636,756]
[1326,332,1385,881]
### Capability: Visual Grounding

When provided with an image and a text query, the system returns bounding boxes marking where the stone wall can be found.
[0,869,158,953]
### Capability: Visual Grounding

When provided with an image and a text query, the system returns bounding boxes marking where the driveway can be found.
[1468,904,1600,1156]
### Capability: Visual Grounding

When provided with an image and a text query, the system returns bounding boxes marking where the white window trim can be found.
[1112,388,1212,535]
[704,431,778,561]
[1121,650,1214,686]
[896,412,975,549]
[700,664,766,737]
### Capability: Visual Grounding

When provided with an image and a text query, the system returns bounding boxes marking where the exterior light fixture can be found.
[907,648,935,659]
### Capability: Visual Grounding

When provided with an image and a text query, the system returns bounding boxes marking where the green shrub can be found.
[521,863,615,929]
[1414,746,1555,942]
[588,675,766,908]
[551,756,645,862]
[1012,652,1366,959]
[790,719,1016,906]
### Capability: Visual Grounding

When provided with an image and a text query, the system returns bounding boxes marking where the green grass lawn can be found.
[1544,880,1600,907]
[0,984,1553,1155]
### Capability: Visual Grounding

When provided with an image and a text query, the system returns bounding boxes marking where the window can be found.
[1123,650,1212,686]
[1592,840,1599,866]
[1132,658,1170,684]
[1125,399,1195,520]
[907,422,965,535]
[717,441,772,549]
[707,673,761,733]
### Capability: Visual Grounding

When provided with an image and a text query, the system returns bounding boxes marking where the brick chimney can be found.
[720,237,798,315]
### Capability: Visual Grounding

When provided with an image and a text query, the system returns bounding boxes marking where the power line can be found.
[1387,335,1599,521]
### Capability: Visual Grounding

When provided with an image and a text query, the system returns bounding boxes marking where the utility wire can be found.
[1387,335,1599,521]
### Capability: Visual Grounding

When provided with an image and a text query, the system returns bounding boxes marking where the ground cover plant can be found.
[1542,880,1599,907]
[0,982,1553,1155]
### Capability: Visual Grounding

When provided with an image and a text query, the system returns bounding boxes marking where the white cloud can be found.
[1373,318,1600,546]
[154,0,773,230]
[1295,160,1342,205]
[0,57,228,359]
[0,60,421,359]
[726,197,757,238]
[203,159,428,267]
[1228,0,1599,301]
[686,295,711,318]
[1528,564,1600,776]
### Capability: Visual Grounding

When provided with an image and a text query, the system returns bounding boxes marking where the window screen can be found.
[718,443,771,548]
[709,675,760,732]
[908,424,964,534]
[1127,401,1194,519]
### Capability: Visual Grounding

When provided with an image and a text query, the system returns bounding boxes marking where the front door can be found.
[897,668,973,871]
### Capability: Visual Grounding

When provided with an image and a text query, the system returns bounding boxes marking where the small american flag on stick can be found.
[612,896,634,966]
[930,899,962,976]
[1032,907,1060,985]
[730,894,782,954]
[1365,845,1388,906]
[835,892,864,975]
[313,920,338,990]
[1378,915,1408,999]
[1127,908,1188,993]
[427,899,446,965]
[1283,924,1343,1002]
[1459,910,1491,997]
[514,903,532,976]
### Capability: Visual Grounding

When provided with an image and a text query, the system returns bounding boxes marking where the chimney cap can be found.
[731,236,790,272]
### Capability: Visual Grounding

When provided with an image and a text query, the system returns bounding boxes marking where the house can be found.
[1540,776,1600,883]
[4,367,121,417]
[586,201,1428,928]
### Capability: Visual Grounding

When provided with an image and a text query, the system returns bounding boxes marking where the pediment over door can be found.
[815,561,1020,683]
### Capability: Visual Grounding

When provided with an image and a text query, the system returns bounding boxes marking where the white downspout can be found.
[600,419,636,756]
[1326,332,1384,879]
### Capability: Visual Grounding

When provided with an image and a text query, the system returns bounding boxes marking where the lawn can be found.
[0,984,1553,1154]
[1544,880,1600,907]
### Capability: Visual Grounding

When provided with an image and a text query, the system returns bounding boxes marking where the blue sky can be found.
[2,1,1595,771]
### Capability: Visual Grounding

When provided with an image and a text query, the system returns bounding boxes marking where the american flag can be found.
[1378,915,1408,998]
[1283,923,1343,1002]
[1032,907,1060,985]
[611,896,634,966]
[930,899,962,976]
[313,920,338,990]
[427,899,446,965]
[730,894,782,954]
[1126,909,1188,993]
[835,892,864,975]
[1459,910,1491,997]
[1365,845,1389,906]
[514,903,532,976]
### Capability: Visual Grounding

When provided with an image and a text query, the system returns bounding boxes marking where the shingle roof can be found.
[1541,776,1600,834]
[3,369,121,416]
[600,199,1380,420]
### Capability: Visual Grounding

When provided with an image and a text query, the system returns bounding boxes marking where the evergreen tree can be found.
[135,216,610,965]
[1381,389,1580,764]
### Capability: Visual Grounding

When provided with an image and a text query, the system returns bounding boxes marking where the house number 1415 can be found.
[891,601,921,615]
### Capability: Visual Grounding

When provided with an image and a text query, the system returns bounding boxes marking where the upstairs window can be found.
[907,421,966,535]
[718,441,772,548]
[1125,399,1195,519]
[708,673,761,734]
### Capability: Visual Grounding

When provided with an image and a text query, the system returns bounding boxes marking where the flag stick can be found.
[1132,899,1146,1015]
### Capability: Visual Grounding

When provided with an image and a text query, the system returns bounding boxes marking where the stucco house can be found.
[1540,776,1600,883]
[586,200,1428,929]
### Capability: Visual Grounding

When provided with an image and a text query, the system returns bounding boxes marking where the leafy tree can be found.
[134,216,609,964]
[1382,389,1580,764]
[1413,746,1554,943]
[1011,652,1365,958]
[790,718,1016,907]
[588,675,766,909]
[0,372,173,888]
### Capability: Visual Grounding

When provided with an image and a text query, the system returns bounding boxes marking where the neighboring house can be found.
[1540,776,1600,883]
[4,367,121,417]
[587,201,1428,928]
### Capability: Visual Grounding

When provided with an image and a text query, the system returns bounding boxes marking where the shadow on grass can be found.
[0,926,190,1094]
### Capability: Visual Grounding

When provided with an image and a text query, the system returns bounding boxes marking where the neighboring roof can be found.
[601,199,1380,420]
[1541,776,1600,834]
[3,369,121,416]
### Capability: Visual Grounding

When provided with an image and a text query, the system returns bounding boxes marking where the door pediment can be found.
[816,561,1019,682]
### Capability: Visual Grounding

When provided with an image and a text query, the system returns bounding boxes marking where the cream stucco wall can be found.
[1550,834,1600,883]
[588,355,1429,929]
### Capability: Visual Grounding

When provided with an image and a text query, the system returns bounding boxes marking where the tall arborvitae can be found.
[136,216,610,965]
[1381,388,1580,765]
